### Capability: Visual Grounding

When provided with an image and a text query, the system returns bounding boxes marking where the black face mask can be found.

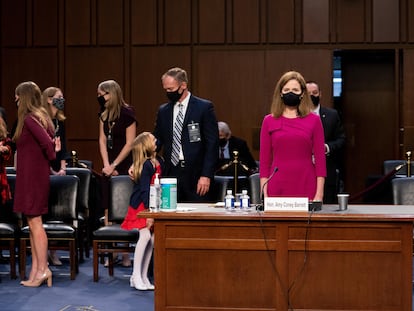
[166,87,183,103]
[219,138,227,147]
[15,99,19,108]
[310,95,320,107]
[281,92,302,107]
[52,97,65,110]
[97,94,107,112]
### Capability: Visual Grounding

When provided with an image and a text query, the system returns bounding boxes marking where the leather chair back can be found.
[213,176,231,202]
[249,173,260,205]
[391,177,414,204]
[66,168,91,215]
[47,175,79,221]
[108,175,134,222]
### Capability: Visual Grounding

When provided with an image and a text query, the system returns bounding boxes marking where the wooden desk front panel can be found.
[286,222,410,310]
[153,218,412,311]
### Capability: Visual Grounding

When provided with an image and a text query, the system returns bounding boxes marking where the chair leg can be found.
[93,241,99,282]
[19,239,27,280]
[9,239,16,279]
[108,252,114,276]
[85,225,90,258]
[78,229,84,263]
[70,240,76,280]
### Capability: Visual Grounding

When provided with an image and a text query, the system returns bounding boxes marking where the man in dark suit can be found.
[154,67,219,202]
[216,121,258,176]
[307,81,346,204]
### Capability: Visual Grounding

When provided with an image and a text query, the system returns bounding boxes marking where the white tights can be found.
[132,227,154,283]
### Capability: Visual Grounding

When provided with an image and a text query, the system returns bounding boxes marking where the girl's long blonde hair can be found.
[13,81,54,141]
[98,80,129,122]
[42,87,66,121]
[131,132,155,181]
[0,116,8,140]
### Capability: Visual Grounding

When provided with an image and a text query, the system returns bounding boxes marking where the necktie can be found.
[171,104,184,166]
[220,147,225,159]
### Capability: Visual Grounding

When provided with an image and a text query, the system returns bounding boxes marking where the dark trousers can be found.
[169,164,211,203]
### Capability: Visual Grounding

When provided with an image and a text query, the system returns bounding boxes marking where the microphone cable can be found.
[256,208,295,310]
[287,207,315,305]
[255,193,317,309]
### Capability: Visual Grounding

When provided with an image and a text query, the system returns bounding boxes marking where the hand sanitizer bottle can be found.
[149,173,161,211]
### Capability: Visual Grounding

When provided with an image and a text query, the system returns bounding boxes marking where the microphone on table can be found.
[256,167,278,211]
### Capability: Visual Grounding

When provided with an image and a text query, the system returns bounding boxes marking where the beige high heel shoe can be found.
[22,269,52,288]
[20,280,33,286]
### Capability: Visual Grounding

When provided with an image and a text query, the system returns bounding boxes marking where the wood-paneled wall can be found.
[1,0,414,196]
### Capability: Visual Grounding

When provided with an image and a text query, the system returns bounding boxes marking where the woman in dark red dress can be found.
[13,81,60,287]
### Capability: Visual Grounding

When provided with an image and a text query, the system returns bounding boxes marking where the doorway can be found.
[335,50,397,202]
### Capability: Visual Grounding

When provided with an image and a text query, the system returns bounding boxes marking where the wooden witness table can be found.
[140,204,414,311]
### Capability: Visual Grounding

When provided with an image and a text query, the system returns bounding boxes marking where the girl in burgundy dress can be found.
[13,81,60,287]
[121,132,161,290]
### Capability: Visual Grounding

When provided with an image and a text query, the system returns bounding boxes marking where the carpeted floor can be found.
[0,253,154,311]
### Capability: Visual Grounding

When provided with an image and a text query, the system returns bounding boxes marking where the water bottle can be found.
[240,189,250,209]
[224,190,235,210]
[149,173,161,211]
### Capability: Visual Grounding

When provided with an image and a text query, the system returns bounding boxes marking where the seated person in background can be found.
[216,121,258,177]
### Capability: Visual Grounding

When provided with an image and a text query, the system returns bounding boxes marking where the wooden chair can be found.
[19,175,79,280]
[66,167,92,261]
[0,174,19,279]
[92,175,138,282]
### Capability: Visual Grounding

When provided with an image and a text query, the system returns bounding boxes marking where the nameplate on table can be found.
[264,197,309,211]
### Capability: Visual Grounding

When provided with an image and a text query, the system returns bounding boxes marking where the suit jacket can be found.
[217,136,258,175]
[154,94,219,179]
[319,106,346,185]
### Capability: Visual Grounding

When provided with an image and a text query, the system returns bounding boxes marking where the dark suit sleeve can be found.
[325,109,346,156]
[200,101,219,179]
[153,103,171,159]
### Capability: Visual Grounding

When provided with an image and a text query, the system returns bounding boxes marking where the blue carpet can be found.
[0,254,154,311]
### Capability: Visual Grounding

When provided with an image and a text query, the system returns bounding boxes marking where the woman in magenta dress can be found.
[260,71,326,201]
[13,81,60,287]
[121,132,161,291]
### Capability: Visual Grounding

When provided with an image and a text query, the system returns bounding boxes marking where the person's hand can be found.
[102,164,115,177]
[196,176,210,196]
[54,136,61,152]
[128,165,134,180]
[146,218,154,229]
[56,168,66,176]
[313,194,323,202]
[0,144,9,154]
